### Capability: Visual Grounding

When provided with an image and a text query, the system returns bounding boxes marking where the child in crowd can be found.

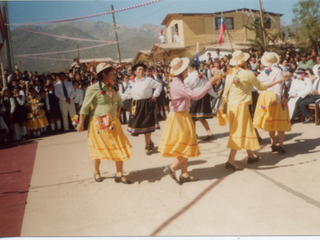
[119,74,132,124]
[26,87,49,137]
[11,86,28,141]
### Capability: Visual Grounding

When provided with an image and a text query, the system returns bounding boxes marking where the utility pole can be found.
[77,43,80,59]
[111,4,121,64]
[2,1,14,73]
[258,0,266,46]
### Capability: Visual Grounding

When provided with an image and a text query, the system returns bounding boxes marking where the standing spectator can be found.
[54,72,76,132]
[119,74,132,124]
[214,49,222,60]
[207,53,213,63]
[11,86,28,141]
[312,56,320,78]
[45,83,62,134]
[73,80,84,115]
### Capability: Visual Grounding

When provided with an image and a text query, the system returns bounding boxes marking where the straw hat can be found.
[229,50,250,66]
[96,62,113,75]
[170,57,190,76]
[261,52,280,67]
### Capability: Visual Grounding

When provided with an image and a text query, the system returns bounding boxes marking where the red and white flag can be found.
[0,9,7,53]
[219,15,227,46]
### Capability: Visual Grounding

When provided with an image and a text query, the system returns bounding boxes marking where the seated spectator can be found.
[297,52,314,71]
[287,69,313,121]
[280,59,290,72]
[299,67,320,124]
[283,71,293,100]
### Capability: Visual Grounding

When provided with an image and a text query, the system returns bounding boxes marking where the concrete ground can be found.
[20,118,320,236]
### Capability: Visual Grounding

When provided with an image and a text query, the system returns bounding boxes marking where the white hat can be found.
[261,52,280,67]
[229,50,250,66]
[96,62,113,75]
[170,57,190,76]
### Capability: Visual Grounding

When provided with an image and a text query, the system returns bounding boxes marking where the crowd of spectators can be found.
[1,47,320,146]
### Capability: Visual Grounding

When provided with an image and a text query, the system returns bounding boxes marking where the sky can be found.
[5,0,300,28]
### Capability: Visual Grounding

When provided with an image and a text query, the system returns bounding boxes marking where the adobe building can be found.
[149,8,283,63]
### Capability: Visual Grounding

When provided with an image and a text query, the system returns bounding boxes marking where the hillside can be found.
[8,21,163,72]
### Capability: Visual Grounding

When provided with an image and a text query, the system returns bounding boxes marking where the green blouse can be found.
[79,82,123,118]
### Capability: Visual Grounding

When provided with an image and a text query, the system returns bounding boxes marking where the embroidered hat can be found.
[170,57,190,76]
[229,50,250,66]
[96,62,113,75]
[261,52,280,67]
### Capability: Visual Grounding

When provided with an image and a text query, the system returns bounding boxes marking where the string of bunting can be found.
[14,56,74,61]
[6,0,163,26]
[14,42,114,57]
[12,26,117,43]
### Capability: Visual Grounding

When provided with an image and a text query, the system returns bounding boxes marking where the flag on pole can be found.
[219,14,227,46]
[0,9,7,53]
[196,42,200,66]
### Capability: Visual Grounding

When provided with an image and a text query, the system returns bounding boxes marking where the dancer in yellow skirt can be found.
[218,51,283,170]
[253,52,291,154]
[77,63,132,183]
[159,57,219,184]
[25,87,49,137]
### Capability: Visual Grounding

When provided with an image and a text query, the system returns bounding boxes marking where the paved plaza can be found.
[4,118,320,236]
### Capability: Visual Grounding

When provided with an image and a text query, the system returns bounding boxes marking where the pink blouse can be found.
[169,77,212,112]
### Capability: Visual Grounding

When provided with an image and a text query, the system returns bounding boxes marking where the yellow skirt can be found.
[253,91,291,132]
[226,102,260,151]
[158,111,200,158]
[88,116,132,161]
[27,110,49,130]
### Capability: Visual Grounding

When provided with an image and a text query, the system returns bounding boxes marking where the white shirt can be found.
[54,80,75,101]
[312,78,320,93]
[289,78,312,98]
[119,81,132,101]
[174,34,179,44]
[184,70,218,98]
[313,64,320,78]
[74,88,84,105]
[159,35,165,43]
[122,77,162,101]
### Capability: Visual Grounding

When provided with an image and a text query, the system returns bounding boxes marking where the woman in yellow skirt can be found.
[158,57,219,184]
[253,52,291,154]
[77,63,132,183]
[218,51,282,170]
[26,87,49,137]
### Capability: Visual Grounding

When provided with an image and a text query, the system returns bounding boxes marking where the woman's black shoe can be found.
[278,146,286,154]
[225,162,244,171]
[115,175,132,184]
[204,135,214,141]
[247,156,260,164]
[94,172,102,182]
[271,145,278,153]
[179,175,199,184]
[163,166,179,182]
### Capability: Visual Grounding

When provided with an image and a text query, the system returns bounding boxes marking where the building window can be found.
[254,18,271,29]
[215,17,234,30]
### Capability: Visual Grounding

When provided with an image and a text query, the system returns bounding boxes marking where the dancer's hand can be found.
[209,75,219,85]
[149,96,156,103]
[76,123,84,132]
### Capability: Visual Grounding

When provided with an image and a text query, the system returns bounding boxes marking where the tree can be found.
[239,15,291,55]
[292,0,320,50]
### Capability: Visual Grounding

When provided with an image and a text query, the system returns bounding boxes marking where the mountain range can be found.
[8,21,163,73]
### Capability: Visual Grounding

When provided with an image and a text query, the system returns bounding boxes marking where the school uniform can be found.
[26,94,49,130]
[45,91,62,120]
[11,91,28,124]
[74,88,85,115]
[122,76,162,136]
[119,81,132,110]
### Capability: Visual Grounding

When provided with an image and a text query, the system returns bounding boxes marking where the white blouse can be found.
[289,78,312,99]
[122,77,162,101]
[184,70,218,98]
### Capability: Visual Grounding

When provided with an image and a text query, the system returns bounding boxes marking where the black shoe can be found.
[271,145,278,153]
[225,162,244,171]
[179,174,199,184]
[303,116,314,124]
[247,156,260,164]
[204,135,214,141]
[114,175,132,184]
[163,166,179,182]
[94,172,102,182]
[278,146,286,154]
